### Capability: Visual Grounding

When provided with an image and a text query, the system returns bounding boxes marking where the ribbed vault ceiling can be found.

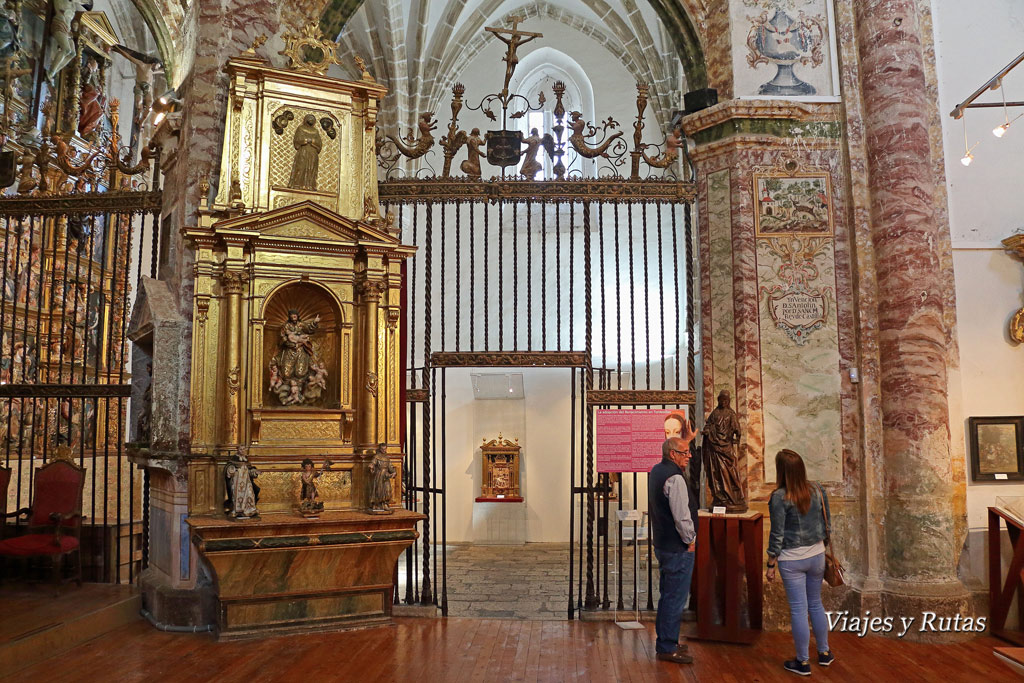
[326,0,697,132]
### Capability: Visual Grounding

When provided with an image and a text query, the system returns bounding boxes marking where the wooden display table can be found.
[189,508,424,640]
[988,506,1024,645]
[692,510,763,644]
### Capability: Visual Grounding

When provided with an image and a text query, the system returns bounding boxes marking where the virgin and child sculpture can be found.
[268,309,326,406]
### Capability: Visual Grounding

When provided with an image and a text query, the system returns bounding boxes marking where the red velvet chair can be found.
[0,460,85,585]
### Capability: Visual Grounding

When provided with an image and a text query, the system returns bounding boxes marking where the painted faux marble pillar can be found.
[683,100,861,628]
[852,0,968,611]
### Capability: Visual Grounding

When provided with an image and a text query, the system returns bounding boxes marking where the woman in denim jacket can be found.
[765,449,834,676]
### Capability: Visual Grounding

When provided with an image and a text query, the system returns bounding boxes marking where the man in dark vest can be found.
[649,430,697,664]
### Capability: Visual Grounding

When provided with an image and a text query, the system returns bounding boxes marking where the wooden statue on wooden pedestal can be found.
[225,446,260,519]
[703,390,746,513]
[298,458,331,516]
[368,443,397,514]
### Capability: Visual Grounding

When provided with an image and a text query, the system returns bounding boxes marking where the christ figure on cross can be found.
[485,16,543,96]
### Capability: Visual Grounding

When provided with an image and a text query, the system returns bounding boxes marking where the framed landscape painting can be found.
[969,416,1024,482]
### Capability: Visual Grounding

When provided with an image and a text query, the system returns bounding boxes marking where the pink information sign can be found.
[596,409,687,473]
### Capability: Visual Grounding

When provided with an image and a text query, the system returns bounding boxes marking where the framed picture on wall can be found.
[969,416,1024,482]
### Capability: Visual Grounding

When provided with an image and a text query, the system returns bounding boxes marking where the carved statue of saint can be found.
[703,389,746,513]
[368,443,397,514]
[288,114,323,190]
[299,458,331,515]
[270,309,323,406]
[78,56,105,138]
[0,2,21,61]
[225,446,260,519]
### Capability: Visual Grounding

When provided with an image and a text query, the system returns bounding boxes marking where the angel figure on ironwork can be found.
[225,446,260,519]
[518,128,554,179]
[368,443,397,514]
[298,458,332,515]
[461,128,484,178]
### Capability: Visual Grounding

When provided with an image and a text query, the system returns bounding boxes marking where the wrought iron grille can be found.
[384,190,699,618]
[0,187,161,583]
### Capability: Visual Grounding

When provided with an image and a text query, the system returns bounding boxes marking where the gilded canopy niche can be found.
[209,43,386,219]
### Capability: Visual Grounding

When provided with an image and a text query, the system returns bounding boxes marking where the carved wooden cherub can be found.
[299,458,332,515]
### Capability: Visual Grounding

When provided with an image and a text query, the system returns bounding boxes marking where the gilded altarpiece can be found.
[185,202,411,514]
[179,40,422,639]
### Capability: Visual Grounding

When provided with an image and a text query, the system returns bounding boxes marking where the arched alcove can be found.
[511,48,595,178]
[262,281,344,409]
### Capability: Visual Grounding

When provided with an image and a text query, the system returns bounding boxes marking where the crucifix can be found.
[484,16,542,97]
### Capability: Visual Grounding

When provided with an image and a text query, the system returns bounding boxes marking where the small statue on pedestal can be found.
[298,457,332,516]
[703,389,746,513]
[225,446,260,519]
[368,443,397,515]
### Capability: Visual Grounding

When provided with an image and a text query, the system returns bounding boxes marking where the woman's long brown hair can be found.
[775,449,811,515]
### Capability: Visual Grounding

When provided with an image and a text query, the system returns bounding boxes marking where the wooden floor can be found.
[0,616,1011,682]
[0,583,137,645]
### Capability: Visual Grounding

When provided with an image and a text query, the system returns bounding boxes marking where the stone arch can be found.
[127,0,182,86]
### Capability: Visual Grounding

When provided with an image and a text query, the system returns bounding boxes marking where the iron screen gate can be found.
[0,186,162,583]
[380,189,698,618]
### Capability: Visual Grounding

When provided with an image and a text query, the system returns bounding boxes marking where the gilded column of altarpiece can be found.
[183,46,412,517]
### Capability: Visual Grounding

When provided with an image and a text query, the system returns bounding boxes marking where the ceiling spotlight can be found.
[960,117,978,168]
[993,123,1009,138]
[151,88,182,127]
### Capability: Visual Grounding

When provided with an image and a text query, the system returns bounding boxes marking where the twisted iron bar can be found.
[583,200,597,609]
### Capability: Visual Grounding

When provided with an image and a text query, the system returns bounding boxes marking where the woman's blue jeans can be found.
[779,553,829,662]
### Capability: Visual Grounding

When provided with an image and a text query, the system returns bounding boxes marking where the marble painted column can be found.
[853,0,969,617]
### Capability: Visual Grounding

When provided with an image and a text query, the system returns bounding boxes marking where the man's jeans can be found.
[779,553,829,661]
[654,547,695,654]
